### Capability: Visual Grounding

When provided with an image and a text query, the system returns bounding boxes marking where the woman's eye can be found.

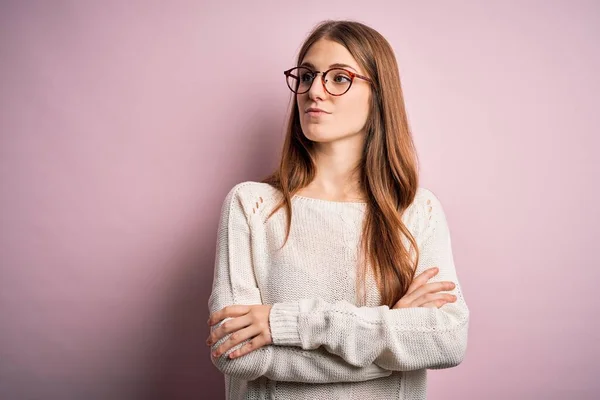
[333,74,351,83]
[300,73,314,82]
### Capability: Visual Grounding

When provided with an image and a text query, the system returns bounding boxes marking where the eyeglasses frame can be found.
[283,66,373,96]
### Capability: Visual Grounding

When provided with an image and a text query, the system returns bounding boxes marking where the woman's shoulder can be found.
[220,180,282,213]
[406,186,449,237]
[224,180,279,199]
[414,186,443,209]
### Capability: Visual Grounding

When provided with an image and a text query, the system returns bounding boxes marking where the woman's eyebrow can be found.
[300,62,358,72]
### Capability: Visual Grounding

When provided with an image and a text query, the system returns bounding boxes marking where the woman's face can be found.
[297,39,371,143]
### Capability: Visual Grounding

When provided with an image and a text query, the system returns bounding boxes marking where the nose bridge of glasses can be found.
[313,70,329,83]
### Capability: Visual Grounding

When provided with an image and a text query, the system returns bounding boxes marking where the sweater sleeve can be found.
[268,190,470,371]
[207,184,393,383]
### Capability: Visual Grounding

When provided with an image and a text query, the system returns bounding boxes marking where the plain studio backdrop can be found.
[1,1,598,399]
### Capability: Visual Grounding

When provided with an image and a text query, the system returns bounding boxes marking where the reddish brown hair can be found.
[262,20,420,308]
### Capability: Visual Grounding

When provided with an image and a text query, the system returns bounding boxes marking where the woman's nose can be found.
[307,73,327,100]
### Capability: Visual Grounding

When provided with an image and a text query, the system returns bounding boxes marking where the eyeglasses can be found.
[283,66,373,96]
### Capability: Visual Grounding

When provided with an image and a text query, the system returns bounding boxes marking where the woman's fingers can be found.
[392,266,458,310]
[405,267,439,296]
[421,298,452,309]
[394,268,439,309]
[415,293,457,308]
[401,281,456,307]
[207,304,273,360]
[211,324,261,359]
[228,332,270,359]
[207,314,252,346]
[208,304,250,326]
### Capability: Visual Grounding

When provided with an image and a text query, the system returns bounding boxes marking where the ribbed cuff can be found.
[269,302,302,346]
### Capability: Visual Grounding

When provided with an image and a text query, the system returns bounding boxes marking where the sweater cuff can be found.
[269,302,302,346]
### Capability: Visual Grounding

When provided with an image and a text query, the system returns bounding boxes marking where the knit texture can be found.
[208,181,469,400]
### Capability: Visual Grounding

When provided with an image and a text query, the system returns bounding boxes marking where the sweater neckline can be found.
[292,194,368,206]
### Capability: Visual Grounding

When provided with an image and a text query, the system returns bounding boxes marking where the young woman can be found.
[206,19,469,399]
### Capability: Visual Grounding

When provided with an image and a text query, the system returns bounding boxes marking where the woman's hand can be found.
[393,267,457,309]
[206,304,273,359]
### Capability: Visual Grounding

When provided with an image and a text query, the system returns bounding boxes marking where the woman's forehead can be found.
[301,39,362,72]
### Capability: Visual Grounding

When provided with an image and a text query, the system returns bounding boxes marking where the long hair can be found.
[262,20,420,308]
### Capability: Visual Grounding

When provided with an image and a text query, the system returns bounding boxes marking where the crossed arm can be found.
[207,185,469,381]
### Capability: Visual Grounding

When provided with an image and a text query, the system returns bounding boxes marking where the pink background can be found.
[1,1,598,399]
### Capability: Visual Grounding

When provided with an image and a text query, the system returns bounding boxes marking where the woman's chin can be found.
[304,133,331,143]
[302,128,332,142]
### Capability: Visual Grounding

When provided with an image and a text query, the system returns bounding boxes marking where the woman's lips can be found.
[305,107,330,118]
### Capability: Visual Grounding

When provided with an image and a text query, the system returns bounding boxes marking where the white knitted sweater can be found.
[208,181,469,399]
